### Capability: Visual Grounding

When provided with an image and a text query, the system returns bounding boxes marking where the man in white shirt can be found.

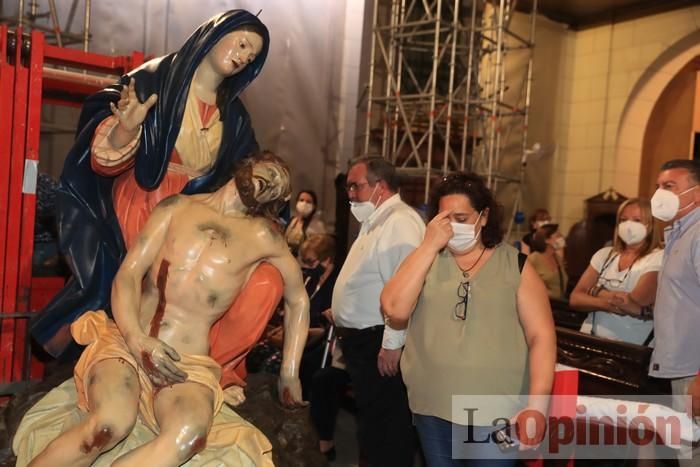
[332,156,425,466]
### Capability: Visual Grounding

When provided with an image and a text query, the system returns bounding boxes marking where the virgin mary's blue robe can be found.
[31,10,270,357]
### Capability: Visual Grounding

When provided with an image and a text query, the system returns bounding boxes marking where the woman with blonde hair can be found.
[569,197,662,345]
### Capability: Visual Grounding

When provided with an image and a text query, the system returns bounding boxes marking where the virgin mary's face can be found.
[206,29,264,77]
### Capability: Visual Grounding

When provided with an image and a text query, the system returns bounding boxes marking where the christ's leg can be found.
[112,381,215,467]
[28,358,139,467]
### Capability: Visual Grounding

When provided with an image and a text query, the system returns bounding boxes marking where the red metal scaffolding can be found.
[0,25,143,394]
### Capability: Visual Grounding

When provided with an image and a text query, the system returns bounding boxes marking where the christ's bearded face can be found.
[233,153,291,218]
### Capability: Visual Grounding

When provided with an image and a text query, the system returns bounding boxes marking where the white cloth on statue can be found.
[12,379,271,467]
[576,395,700,447]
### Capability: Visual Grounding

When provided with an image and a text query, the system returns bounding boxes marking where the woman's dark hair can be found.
[297,189,318,232]
[429,172,503,248]
[530,224,559,253]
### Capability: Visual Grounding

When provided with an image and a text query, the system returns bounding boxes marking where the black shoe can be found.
[322,447,336,462]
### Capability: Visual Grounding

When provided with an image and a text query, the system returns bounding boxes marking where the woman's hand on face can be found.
[110,78,158,132]
[423,210,453,253]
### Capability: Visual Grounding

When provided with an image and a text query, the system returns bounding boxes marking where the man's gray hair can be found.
[349,156,400,191]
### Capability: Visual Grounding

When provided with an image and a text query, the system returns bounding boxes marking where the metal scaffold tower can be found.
[3,0,92,50]
[363,0,538,216]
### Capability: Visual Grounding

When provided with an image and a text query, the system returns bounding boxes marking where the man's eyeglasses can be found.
[455,281,471,320]
[346,181,369,193]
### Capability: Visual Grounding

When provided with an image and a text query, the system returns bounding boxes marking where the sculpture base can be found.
[234,372,328,467]
[3,366,326,466]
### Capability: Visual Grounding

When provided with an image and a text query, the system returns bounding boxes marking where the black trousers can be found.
[299,341,325,401]
[310,366,351,441]
[338,326,417,467]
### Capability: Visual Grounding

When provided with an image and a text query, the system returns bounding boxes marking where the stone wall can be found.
[547,6,700,232]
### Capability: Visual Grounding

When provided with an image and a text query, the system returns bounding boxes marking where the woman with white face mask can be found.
[527,225,568,300]
[569,198,663,345]
[284,189,327,256]
[381,173,556,465]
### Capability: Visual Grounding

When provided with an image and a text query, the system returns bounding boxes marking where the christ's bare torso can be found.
[135,196,280,356]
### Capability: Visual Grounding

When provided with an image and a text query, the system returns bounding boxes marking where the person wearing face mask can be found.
[285,190,327,257]
[644,160,700,460]
[297,234,348,460]
[520,208,552,255]
[569,198,662,345]
[527,225,568,300]
[381,172,556,465]
[331,156,424,466]
[298,235,338,365]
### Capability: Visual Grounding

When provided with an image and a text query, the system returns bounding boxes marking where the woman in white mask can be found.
[284,189,327,256]
[381,173,556,465]
[527,224,568,300]
[569,198,662,345]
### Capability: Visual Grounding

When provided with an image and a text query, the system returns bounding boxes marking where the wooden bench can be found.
[556,326,669,395]
[550,298,587,331]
